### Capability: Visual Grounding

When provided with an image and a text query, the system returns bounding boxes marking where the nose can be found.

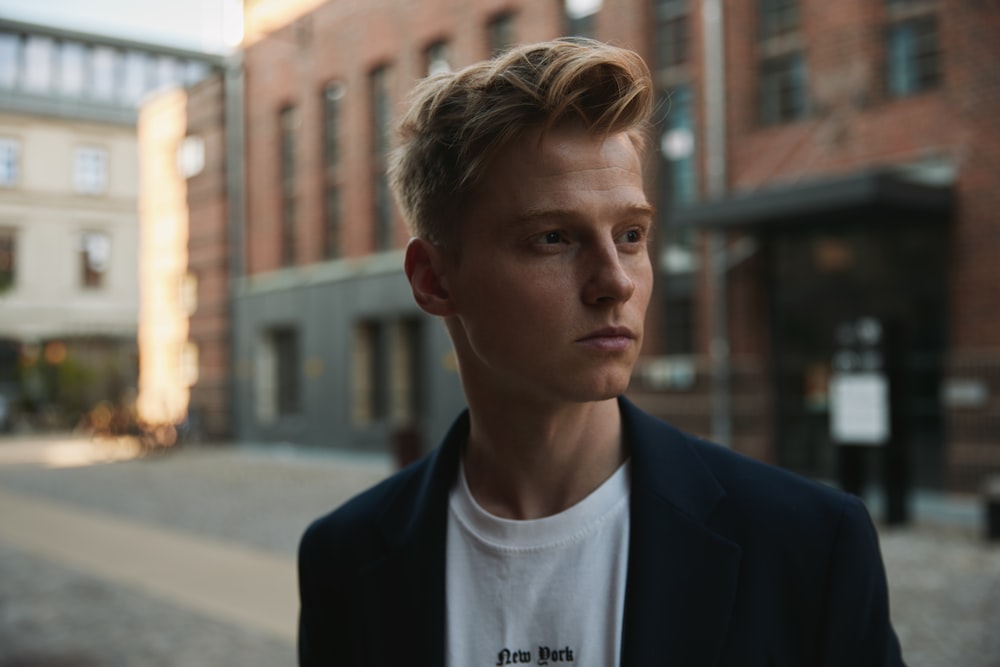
[582,241,636,305]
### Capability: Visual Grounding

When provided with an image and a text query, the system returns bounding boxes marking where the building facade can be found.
[0,18,222,430]
[190,0,997,494]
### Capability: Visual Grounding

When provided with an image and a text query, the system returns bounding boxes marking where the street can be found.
[0,434,997,667]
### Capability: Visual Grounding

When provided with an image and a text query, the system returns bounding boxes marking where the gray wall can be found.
[231,254,465,454]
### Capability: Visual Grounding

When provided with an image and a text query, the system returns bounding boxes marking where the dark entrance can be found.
[673,169,953,493]
[767,219,948,489]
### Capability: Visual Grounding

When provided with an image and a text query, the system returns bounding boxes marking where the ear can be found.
[404,237,455,316]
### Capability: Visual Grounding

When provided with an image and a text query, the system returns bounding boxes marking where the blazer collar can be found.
[358,400,742,667]
[619,397,742,667]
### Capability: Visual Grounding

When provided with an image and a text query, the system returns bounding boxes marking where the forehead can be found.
[468,124,649,225]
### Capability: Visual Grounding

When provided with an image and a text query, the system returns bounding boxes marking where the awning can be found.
[671,169,954,230]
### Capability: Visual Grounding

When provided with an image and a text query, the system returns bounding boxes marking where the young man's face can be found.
[440,121,654,406]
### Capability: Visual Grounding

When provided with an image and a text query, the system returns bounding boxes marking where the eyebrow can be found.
[511,203,656,226]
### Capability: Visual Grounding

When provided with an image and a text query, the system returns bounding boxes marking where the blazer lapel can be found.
[619,398,742,667]
[356,413,468,667]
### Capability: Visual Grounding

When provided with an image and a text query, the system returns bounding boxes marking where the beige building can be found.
[0,18,221,430]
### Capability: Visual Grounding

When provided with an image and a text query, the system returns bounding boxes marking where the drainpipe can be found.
[702,0,731,445]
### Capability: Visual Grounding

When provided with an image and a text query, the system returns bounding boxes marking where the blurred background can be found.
[0,0,998,665]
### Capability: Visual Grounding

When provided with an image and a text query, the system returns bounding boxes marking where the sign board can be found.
[829,372,889,445]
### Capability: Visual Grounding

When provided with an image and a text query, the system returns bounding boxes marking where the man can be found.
[298,38,905,667]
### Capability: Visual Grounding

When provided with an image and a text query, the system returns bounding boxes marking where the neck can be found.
[462,397,627,520]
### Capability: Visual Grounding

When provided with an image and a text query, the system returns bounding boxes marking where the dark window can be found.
[760,53,808,125]
[370,66,393,251]
[322,82,344,259]
[665,293,695,355]
[660,85,697,206]
[487,12,517,57]
[759,0,799,40]
[324,186,341,259]
[354,321,388,423]
[0,228,15,291]
[279,106,298,266]
[322,82,343,170]
[273,328,300,416]
[654,0,690,69]
[886,17,941,97]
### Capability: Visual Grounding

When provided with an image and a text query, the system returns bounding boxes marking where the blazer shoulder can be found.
[299,455,434,567]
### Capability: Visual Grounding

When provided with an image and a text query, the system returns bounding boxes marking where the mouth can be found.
[576,327,637,351]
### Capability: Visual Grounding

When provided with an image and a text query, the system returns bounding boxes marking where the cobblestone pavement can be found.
[0,435,997,667]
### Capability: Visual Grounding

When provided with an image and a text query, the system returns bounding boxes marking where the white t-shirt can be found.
[445,461,631,667]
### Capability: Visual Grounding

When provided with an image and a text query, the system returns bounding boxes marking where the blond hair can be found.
[388,37,653,247]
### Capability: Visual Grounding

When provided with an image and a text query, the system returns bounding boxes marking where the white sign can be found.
[829,373,889,445]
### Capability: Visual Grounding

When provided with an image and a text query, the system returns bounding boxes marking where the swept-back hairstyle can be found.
[388,37,653,247]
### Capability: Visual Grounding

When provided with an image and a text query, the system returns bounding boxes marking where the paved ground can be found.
[0,434,997,667]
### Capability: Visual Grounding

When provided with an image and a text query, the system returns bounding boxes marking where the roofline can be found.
[0,17,228,65]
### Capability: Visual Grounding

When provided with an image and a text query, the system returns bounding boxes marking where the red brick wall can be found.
[185,74,232,440]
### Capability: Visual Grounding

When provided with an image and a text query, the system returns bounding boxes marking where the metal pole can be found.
[702,0,731,445]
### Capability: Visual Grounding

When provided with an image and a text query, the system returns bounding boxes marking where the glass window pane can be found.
[0,139,19,187]
[121,50,147,103]
[0,32,19,89]
[74,147,108,194]
[90,46,117,99]
[23,35,54,93]
[58,41,86,97]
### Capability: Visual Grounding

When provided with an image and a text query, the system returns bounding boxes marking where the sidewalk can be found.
[0,434,391,667]
[0,433,997,667]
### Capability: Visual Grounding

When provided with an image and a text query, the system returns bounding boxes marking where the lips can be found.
[576,326,637,351]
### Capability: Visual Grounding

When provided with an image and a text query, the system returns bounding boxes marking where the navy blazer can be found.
[298,398,905,666]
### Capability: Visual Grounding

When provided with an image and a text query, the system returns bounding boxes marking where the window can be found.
[487,12,516,57]
[370,66,393,251]
[0,228,15,292]
[0,138,19,187]
[353,321,387,424]
[654,0,690,69]
[325,186,342,260]
[272,329,300,416]
[760,53,808,125]
[757,0,807,126]
[759,0,799,40]
[279,106,298,266]
[659,86,697,207]
[255,327,301,421]
[184,60,209,86]
[155,55,177,89]
[353,319,422,425]
[565,0,602,38]
[0,32,19,89]
[89,46,117,100]
[657,87,699,282]
[74,147,108,195]
[80,231,110,288]
[58,41,86,97]
[323,82,344,170]
[886,17,941,97]
[425,41,451,76]
[323,82,344,259]
[23,35,55,93]
[121,50,148,104]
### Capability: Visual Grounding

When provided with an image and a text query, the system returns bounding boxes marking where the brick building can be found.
[182,0,998,494]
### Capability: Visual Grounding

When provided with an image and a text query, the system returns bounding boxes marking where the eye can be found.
[621,228,644,244]
[540,231,564,244]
